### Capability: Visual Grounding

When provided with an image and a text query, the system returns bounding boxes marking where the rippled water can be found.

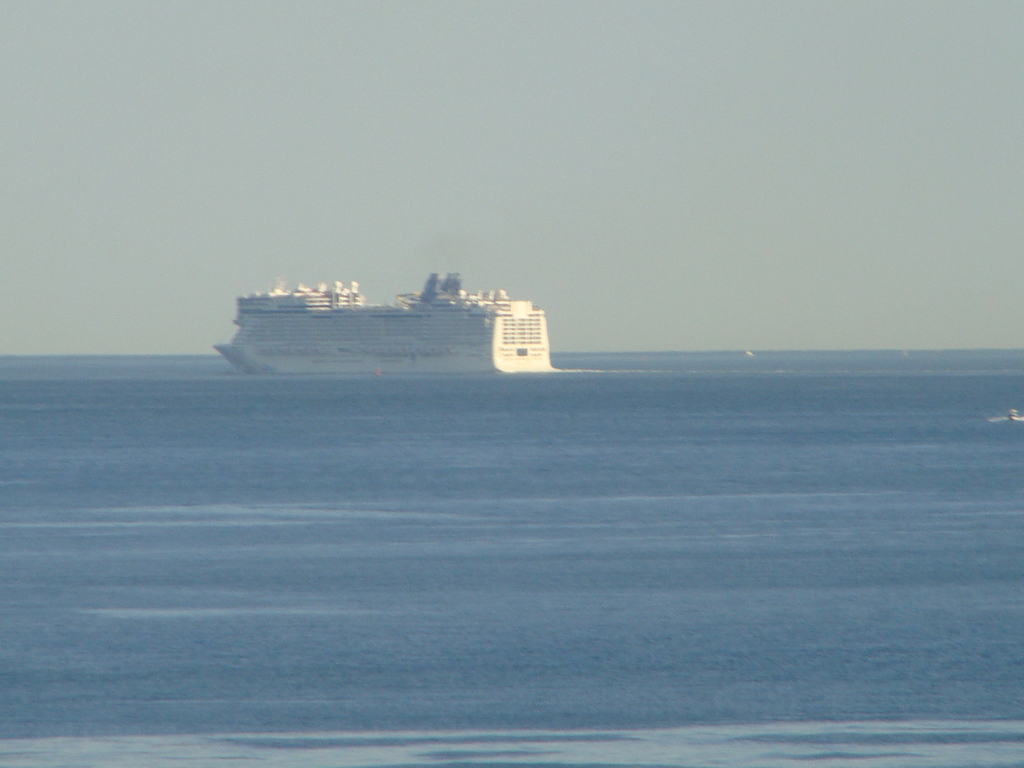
[1,352,1023,766]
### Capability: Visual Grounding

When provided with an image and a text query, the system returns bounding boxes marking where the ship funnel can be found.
[440,273,462,295]
[421,273,440,303]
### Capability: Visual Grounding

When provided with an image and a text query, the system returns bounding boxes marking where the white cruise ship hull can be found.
[215,343,515,374]
[215,288,555,375]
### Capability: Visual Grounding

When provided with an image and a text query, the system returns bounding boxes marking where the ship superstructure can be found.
[215,273,554,374]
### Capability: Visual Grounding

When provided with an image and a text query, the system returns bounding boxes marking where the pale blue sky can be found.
[2,1,1022,353]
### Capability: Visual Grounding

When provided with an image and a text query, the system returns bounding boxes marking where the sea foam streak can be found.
[4,721,1024,767]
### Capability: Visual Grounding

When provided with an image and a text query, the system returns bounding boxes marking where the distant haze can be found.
[2,2,1022,353]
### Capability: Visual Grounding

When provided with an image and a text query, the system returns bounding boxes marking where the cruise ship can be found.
[215,273,555,374]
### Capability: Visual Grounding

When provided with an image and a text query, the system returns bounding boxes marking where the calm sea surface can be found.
[2,351,1024,767]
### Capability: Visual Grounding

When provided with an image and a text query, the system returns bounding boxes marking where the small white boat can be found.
[987,408,1024,422]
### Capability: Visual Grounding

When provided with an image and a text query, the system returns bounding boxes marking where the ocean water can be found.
[2,350,1024,767]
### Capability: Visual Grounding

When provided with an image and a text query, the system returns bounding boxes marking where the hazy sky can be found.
[2,1,1022,353]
